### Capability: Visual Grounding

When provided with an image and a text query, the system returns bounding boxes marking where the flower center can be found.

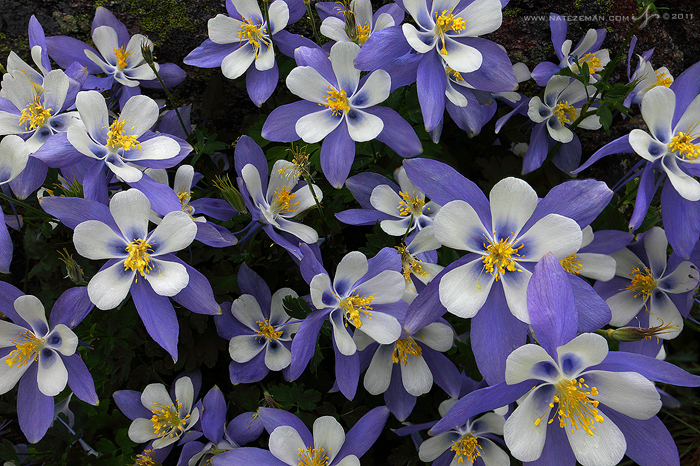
[578,52,602,74]
[398,191,426,217]
[545,378,603,436]
[150,400,189,439]
[396,245,428,283]
[124,238,153,277]
[626,266,657,301]
[255,319,283,341]
[445,66,464,82]
[177,189,194,216]
[237,18,269,58]
[19,88,52,130]
[6,330,45,367]
[434,9,466,55]
[450,433,482,464]
[668,123,700,161]
[270,186,300,216]
[134,449,157,466]
[297,444,329,466]
[482,233,523,281]
[560,254,585,274]
[113,46,133,70]
[392,337,422,365]
[356,22,371,44]
[323,86,350,117]
[339,292,374,328]
[106,119,142,152]
[654,70,672,88]
[553,101,577,125]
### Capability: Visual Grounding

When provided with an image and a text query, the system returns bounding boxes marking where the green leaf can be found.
[268,383,321,412]
[596,104,613,134]
[283,296,314,320]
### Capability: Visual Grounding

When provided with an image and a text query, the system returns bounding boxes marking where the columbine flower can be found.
[262,42,421,187]
[124,376,200,449]
[0,134,30,271]
[596,227,699,348]
[318,0,402,45]
[0,286,98,443]
[626,53,673,106]
[432,253,700,466]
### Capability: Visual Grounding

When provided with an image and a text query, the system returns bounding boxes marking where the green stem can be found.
[304,0,323,44]
[0,192,53,219]
[146,60,189,140]
[304,175,328,237]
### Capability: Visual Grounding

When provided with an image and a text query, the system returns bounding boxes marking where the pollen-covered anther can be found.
[445,66,464,82]
[106,119,142,152]
[279,144,311,183]
[553,101,577,125]
[323,86,350,116]
[177,190,194,215]
[392,337,422,365]
[124,238,154,277]
[297,443,329,466]
[237,18,269,57]
[19,88,52,130]
[579,52,602,74]
[113,46,133,70]
[482,233,523,280]
[134,449,157,466]
[255,319,283,341]
[398,191,426,216]
[668,122,700,161]
[434,9,466,55]
[560,253,585,274]
[356,22,371,44]
[396,245,428,283]
[271,186,300,216]
[626,265,657,301]
[339,292,374,328]
[450,433,482,464]
[6,330,45,367]
[654,70,673,88]
[150,401,189,438]
[549,377,603,436]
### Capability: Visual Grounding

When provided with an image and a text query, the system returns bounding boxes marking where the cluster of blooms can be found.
[1,2,700,466]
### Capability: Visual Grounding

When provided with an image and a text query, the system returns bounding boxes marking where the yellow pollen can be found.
[392,337,422,365]
[450,434,482,464]
[134,449,157,466]
[482,233,523,281]
[626,266,657,301]
[323,86,350,116]
[271,186,300,216]
[654,70,672,88]
[279,143,311,183]
[177,190,194,216]
[396,245,429,283]
[544,378,603,436]
[560,254,585,275]
[124,238,153,277]
[113,46,133,70]
[237,18,269,58]
[445,66,464,82]
[339,292,374,328]
[356,22,371,44]
[18,87,52,130]
[553,101,577,125]
[6,330,44,367]
[668,122,700,161]
[150,401,189,439]
[434,9,466,55]
[398,191,426,216]
[579,52,602,74]
[255,319,283,341]
[105,119,142,152]
[297,443,329,466]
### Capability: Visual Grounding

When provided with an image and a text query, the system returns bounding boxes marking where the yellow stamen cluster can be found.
[482,233,523,281]
[6,330,44,367]
[668,122,700,161]
[339,292,374,328]
[356,22,371,44]
[560,254,585,275]
[445,66,464,82]
[271,186,300,216]
[113,46,133,70]
[106,119,142,152]
[150,401,189,439]
[237,18,269,58]
[626,266,657,301]
[177,190,194,216]
[279,143,311,183]
[323,86,350,116]
[553,101,577,125]
[450,434,482,464]
[434,9,466,55]
[297,444,329,466]
[124,238,154,277]
[579,52,602,74]
[398,191,426,217]
[396,245,428,283]
[654,70,673,88]
[255,319,283,341]
[536,378,603,436]
[134,449,157,466]
[392,337,422,365]
[19,88,52,130]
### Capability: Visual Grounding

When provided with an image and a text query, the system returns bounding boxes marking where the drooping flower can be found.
[261,42,422,187]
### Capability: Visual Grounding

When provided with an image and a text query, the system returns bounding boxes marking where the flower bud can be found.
[140,40,155,66]
[58,248,88,285]
[213,174,246,213]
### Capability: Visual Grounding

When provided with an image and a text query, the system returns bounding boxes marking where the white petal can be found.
[334,251,369,293]
[402,23,436,54]
[662,154,700,201]
[647,291,683,339]
[351,69,391,108]
[577,253,616,281]
[457,0,502,36]
[310,273,337,310]
[173,165,194,194]
[489,177,538,238]
[107,159,143,183]
[131,136,181,161]
[329,42,361,96]
[320,17,350,42]
[269,425,306,465]
[41,70,70,114]
[13,295,48,336]
[295,110,343,144]
[174,376,195,414]
[419,432,460,462]
[353,270,405,304]
[439,259,494,318]
[148,211,197,255]
[313,416,346,464]
[254,42,275,72]
[606,290,644,327]
[141,382,173,409]
[414,321,453,352]
[241,163,267,207]
[286,66,332,105]
[129,417,159,444]
[364,344,394,395]
[110,189,151,240]
[433,200,490,252]
[354,311,401,345]
[44,324,78,356]
[401,353,432,396]
[471,412,506,436]
[37,349,68,396]
[0,320,27,346]
[659,261,700,293]
[275,217,319,244]
[87,262,135,310]
[331,310,357,355]
[268,0,289,34]
[265,341,291,371]
[120,95,159,136]
[92,26,120,64]
[74,220,127,260]
[503,385,553,462]
[556,333,609,378]
[501,266,532,323]
[229,334,265,363]
[479,437,510,466]
[145,258,189,297]
[584,370,661,419]
[75,91,109,142]
[221,46,256,80]
[629,129,666,162]
[642,227,667,278]
[442,37,482,74]
[346,108,383,142]
[565,411,625,466]
[506,344,558,385]
[0,362,29,395]
[517,214,582,262]
[611,247,644,277]
[370,184,404,218]
[231,294,265,330]
[640,86,675,142]
[208,14,242,44]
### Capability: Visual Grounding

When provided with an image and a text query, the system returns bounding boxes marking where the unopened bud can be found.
[58,248,88,285]
[213,174,246,213]
[604,321,680,342]
[140,40,155,66]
